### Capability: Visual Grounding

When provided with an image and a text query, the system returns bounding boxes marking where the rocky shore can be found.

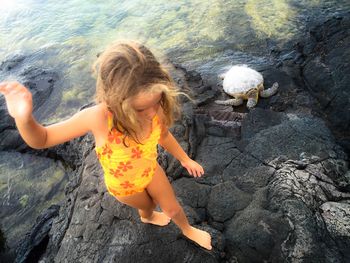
[1,12,349,263]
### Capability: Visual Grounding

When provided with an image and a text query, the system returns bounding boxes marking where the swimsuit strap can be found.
[107,111,114,130]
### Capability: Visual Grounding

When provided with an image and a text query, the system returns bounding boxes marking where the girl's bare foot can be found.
[140,211,171,226]
[182,226,212,250]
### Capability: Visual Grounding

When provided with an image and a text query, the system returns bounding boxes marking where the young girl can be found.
[0,41,212,250]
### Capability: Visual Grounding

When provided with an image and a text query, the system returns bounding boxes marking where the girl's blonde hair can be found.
[93,40,182,144]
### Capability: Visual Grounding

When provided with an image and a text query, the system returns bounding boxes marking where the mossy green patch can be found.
[62,88,80,102]
[0,152,68,248]
[245,0,298,39]
[19,195,29,208]
[244,0,325,41]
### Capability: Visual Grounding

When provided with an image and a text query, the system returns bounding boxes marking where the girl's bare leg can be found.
[116,190,171,226]
[146,164,212,250]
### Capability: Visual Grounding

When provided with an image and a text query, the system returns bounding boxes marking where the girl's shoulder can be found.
[83,103,111,146]
[90,103,108,115]
[82,103,109,129]
[82,103,107,117]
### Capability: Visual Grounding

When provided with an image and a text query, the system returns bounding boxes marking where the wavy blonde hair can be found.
[93,40,183,145]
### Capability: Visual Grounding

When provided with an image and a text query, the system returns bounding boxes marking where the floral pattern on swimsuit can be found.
[95,112,161,197]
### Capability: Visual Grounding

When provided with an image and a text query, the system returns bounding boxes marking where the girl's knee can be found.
[162,204,182,219]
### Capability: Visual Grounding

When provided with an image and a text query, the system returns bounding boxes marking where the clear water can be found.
[1,0,349,120]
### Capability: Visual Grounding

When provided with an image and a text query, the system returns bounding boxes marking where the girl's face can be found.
[129,90,162,122]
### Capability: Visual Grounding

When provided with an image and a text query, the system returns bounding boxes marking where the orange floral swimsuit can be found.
[95,112,161,197]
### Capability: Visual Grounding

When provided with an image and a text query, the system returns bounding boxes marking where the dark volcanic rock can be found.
[0,54,26,72]
[299,13,350,154]
[320,201,350,260]
[207,181,252,222]
[242,110,345,163]
[20,67,58,119]
[268,158,350,262]
[15,205,59,263]
[225,202,290,263]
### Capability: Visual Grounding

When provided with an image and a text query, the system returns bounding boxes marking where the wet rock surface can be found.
[0,12,349,263]
[301,15,350,153]
[275,12,350,155]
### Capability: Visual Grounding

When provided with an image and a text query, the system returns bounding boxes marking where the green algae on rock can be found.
[0,152,67,252]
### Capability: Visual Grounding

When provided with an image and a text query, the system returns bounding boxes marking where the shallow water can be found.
[1,0,349,119]
[0,151,67,248]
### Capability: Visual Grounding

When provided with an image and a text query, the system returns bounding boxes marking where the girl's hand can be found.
[0,81,33,122]
[181,158,204,177]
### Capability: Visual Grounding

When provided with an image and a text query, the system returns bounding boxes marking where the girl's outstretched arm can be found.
[158,127,204,178]
[0,81,92,149]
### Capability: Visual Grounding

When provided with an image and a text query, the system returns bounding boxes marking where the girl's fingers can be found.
[1,82,28,97]
[0,82,17,94]
[192,169,196,177]
[184,162,205,177]
[0,82,9,93]
[190,167,204,177]
[193,166,203,177]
